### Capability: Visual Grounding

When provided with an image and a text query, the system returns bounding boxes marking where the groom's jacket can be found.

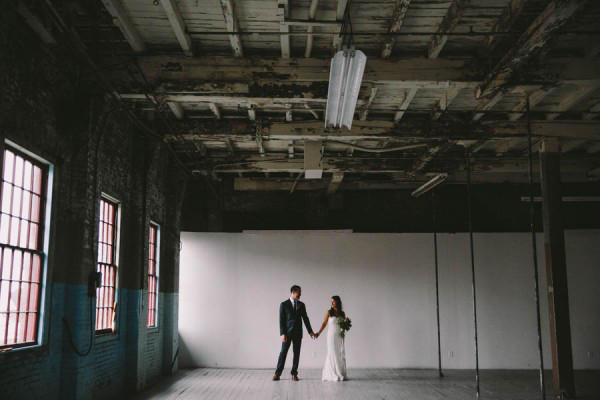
[279,299,313,338]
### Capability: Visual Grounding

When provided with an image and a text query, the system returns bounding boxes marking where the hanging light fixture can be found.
[411,173,448,198]
[324,48,367,130]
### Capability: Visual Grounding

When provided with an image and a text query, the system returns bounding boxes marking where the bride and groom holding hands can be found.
[273,285,351,382]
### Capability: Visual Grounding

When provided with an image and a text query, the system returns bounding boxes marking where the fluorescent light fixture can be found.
[325,48,367,130]
[411,173,448,198]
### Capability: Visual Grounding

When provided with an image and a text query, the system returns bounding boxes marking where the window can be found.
[95,197,120,334]
[0,145,50,349]
[147,223,159,328]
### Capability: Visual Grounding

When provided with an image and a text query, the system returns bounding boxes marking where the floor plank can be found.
[132,369,600,400]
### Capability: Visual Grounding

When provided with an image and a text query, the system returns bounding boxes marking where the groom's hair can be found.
[290,285,301,293]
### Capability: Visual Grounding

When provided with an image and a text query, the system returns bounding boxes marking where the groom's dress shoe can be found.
[272,375,280,381]
[292,375,299,381]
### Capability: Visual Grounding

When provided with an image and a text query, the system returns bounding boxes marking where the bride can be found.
[315,295,348,381]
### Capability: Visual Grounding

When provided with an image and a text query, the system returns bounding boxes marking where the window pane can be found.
[0,147,49,349]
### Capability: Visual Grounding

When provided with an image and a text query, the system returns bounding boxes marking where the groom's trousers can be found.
[275,334,302,376]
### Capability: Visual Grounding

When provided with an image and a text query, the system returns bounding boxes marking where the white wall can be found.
[178,230,600,370]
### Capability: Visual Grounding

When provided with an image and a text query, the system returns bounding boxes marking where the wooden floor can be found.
[133,369,600,400]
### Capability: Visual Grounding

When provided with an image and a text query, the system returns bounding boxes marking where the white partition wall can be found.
[178,231,600,370]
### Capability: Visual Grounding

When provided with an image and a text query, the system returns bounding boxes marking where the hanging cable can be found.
[466,153,480,399]
[527,97,547,400]
[432,190,444,378]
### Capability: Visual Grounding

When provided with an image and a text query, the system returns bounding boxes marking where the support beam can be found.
[432,87,460,120]
[473,91,504,121]
[278,0,290,58]
[100,0,145,53]
[288,140,294,158]
[167,101,184,120]
[247,105,256,121]
[381,0,411,58]
[17,1,56,45]
[359,87,378,121]
[539,139,576,398]
[583,102,600,120]
[256,124,265,157]
[509,86,555,121]
[394,88,418,122]
[135,55,600,88]
[285,104,293,122]
[305,0,319,58]
[225,138,235,155]
[208,103,221,119]
[220,0,243,57]
[545,84,600,120]
[159,0,193,56]
[486,0,527,49]
[428,0,470,59]
[477,0,588,99]
[327,172,344,194]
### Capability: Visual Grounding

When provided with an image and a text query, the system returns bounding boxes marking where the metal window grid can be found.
[95,198,118,334]
[147,223,159,328]
[0,148,47,349]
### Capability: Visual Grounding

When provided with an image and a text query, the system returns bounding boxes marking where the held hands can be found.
[310,332,319,340]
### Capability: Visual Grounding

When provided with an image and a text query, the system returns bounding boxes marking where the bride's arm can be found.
[316,311,329,337]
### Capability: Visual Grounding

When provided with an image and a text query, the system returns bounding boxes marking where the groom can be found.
[273,285,315,381]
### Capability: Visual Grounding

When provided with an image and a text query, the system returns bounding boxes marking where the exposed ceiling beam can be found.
[134,55,600,87]
[508,86,556,121]
[305,0,319,58]
[359,87,378,121]
[196,157,596,182]
[477,0,588,100]
[100,0,145,53]
[208,102,221,119]
[432,87,460,120]
[219,0,243,57]
[166,120,600,142]
[167,101,184,119]
[247,105,256,121]
[428,0,470,59]
[394,88,418,123]
[381,0,411,59]
[473,91,504,121]
[545,84,600,120]
[278,0,290,58]
[17,1,56,45]
[486,0,528,49]
[327,172,345,194]
[583,102,600,120]
[159,0,193,56]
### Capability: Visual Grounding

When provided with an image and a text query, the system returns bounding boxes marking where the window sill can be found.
[0,343,47,359]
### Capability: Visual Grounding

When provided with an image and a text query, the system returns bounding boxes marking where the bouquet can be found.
[337,316,352,339]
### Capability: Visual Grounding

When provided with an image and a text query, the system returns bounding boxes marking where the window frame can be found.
[147,222,160,329]
[94,194,121,336]
[0,140,53,351]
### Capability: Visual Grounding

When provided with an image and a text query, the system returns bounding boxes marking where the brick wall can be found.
[0,6,186,400]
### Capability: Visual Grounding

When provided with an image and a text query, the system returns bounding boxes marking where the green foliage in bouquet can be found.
[337,317,352,339]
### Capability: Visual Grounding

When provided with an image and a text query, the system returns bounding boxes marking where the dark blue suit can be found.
[275,299,313,376]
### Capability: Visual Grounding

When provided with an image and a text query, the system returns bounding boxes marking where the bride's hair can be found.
[329,296,345,318]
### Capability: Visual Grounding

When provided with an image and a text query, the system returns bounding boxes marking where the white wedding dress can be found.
[321,316,347,381]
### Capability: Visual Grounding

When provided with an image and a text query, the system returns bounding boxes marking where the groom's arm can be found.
[301,304,314,335]
[279,303,286,336]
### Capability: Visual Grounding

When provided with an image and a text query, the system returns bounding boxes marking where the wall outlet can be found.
[587,351,594,359]
[449,351,455,358]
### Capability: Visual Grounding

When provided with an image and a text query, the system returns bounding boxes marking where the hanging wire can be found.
[527,96,547,400]
[466,153,481,399]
